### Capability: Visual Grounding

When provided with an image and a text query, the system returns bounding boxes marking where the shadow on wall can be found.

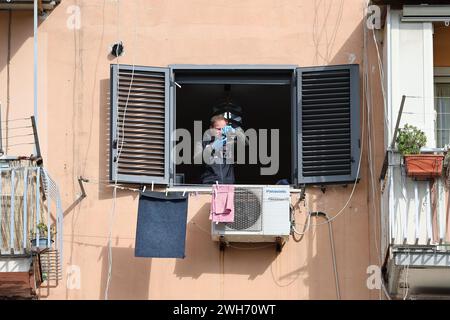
[173,201,278,280]
[99,245,152,300]
[306,18,373,299]
[0,11,47,75]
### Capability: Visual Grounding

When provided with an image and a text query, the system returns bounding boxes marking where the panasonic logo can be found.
[266,189,288,194]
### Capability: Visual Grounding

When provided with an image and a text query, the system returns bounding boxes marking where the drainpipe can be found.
[33,0,38,152]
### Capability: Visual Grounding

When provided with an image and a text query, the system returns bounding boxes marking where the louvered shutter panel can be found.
[297,64,360,184]
[110,64,170,184]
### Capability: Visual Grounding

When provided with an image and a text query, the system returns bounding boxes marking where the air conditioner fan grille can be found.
[224,187,262,231]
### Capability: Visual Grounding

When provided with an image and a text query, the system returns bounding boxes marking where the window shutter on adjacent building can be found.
[297,64,360,185]
[110,64,170,185]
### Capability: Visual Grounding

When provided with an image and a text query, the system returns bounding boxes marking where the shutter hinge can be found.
[113,139,118,149]
[170,81,182,88]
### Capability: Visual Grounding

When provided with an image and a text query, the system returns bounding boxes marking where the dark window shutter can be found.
[297,64,360,185]
[110,64,170,184]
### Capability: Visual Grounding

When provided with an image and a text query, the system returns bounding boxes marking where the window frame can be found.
[109,64,361,187]
[434,67,450,148]
[168,64,299,187]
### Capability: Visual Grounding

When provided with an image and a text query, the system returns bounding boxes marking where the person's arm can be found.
[194,137,226,161]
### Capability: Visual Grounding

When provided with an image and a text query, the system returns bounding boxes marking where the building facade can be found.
[0,0,448,300]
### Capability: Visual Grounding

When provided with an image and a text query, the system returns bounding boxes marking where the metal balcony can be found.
[0,159,63,298]
[381,96,450,299]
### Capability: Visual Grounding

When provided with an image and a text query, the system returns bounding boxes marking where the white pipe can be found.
[33,0,38,132]
[414,182,419,243]
[402,177,408,243]
[426,182,432,243]
[438,179,446,242]
[389,161,394,243]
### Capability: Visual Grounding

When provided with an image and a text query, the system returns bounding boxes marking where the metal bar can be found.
[78,177,87,199]
[36,168,40,246]
[0,167,40,172]
[389,170,394,243]
[31,116,41,160]
[438,180,446,242]
[391,95,407,150]
[33,0,38,129]
[402,180,408,243]
[379,95,407,181]
[426,181,432,244]
[0,170,2,250]
[23,168,28,250]
[0,103,3,155]
[414,182,420,244]
[379,152,389,181]
[9,169,15,252]
[46,192,50,248]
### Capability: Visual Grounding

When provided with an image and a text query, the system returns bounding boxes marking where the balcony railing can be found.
[0,159,62,266]
[385,152,449,246]
[381,95,450,247]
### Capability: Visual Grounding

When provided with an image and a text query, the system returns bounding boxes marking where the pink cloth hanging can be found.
[209,185,235,223]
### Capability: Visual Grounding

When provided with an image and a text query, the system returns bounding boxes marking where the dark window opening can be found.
[174,79,293,185]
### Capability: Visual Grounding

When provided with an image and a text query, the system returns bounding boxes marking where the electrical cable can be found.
[403,254,410,300]
[381,277,392,300]
[291,205,311,236]
[2,133,34,139]
[7,142,35,147]
[298,92,365,228]
[294,7,368,229]
[105,0,139,300]
[1,126,32,130]
[310,211,341,300]
[364,2,383,299]
[1,117,29,122]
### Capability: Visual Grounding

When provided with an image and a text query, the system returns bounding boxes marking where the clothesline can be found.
[403,112,450,115]
[82,178,304,195]
[406,95,450,99]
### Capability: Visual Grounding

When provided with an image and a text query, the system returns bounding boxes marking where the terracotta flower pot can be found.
[404,154,444,178]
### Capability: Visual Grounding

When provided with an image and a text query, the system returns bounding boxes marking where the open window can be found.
[434,22,450,148]
[173,67,296,185]
[109,64,360,187]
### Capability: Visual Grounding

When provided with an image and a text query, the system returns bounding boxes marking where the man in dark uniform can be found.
[195,114,245,184]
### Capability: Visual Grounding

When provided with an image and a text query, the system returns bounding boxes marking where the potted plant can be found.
[30,222,55,249]
[396,124,444,178]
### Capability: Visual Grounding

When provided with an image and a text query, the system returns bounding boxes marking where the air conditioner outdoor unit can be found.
[211,185,291,245]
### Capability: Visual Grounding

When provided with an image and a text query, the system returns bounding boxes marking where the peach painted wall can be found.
[434,24,450,67]
[0,0,384,300]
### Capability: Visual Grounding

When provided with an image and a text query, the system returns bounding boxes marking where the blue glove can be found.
[212,137,227,151]
[221,125,236,136]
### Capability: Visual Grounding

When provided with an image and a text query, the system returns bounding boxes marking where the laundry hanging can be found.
[135,191,188,258]
[209,184,235,223]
